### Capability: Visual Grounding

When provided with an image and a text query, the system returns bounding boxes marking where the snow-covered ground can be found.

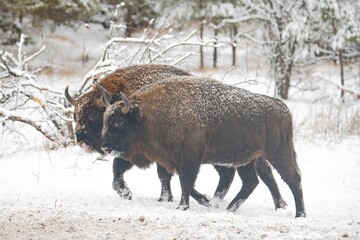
[0,136,359,239]
[1,23,360,239]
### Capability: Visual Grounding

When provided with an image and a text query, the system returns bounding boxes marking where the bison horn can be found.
[94,82,112,104]
[119,92,131,114]
[100,95,111,108]
[64,86,76,106]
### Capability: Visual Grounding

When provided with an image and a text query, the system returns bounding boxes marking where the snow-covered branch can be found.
[0,107,58,142]
[77,29,219,94]
[315,74,360,99]
[1,35,75,149]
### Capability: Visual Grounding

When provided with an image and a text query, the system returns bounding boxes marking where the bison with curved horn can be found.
[101,76,306,217]
[65,64,286,209]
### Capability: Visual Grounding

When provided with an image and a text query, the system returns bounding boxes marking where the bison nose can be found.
[75,133,81,143]
[75,132,86,143]
[101,145,113,154]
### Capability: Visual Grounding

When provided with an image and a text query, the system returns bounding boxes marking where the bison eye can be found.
[88,111,101,123]
[114,120,125,130]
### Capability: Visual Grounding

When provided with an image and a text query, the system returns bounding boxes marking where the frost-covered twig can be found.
[78,29,219,94]
[0,107,60,143]
[1,35,75,149]
[149,30,216,63]
[316,75,360,99]
[25,45,46,64]
[21,81,63,95]
[1,52,38,81]
[173,52,199,66]
[221,66,235,82]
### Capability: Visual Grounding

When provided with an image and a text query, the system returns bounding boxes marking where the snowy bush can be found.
[0,34,74,150]
[296,103,360,141]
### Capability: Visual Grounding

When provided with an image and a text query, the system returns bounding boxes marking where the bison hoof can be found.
[196,195,211,207]
[295,211,306,218]
[117,187,133,200]
[113,180,133,200]
[226,201,242,212]
[176,204,189,211]
[209,198,221,209]
[226,206,237,212]
[275,199,287,210]
[158,195,173,202]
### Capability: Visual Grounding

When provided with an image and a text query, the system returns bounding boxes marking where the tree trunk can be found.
[199,0,204,69]
[232,26,237,67]
[339,49,345,100]
[277,67,291,99]
[125,6,133,37]
[213,28,218,68]
[275,42,296,99]
[358,56,360,94]
[19,11,23,24]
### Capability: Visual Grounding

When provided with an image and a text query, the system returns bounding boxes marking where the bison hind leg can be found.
[227,161,259,212]
[256,157,287,210]
[270,140,306,218]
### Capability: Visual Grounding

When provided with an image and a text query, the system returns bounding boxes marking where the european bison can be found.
[101,76,306,217]
[65,64,286,209]
[65,64,192,201]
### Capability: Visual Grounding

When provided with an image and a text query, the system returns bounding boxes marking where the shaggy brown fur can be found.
[102,76,306,217]
[69,64,193,202]
[68,64,286,210]
[73,64,191,153]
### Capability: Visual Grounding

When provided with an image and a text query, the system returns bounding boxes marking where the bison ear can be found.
[95,98,106,108]
[129,105,142,121]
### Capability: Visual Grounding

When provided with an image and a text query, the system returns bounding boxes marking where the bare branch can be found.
[17,34,26,67]
[324,79,360,99]
[313,74,360,99]
[173,52,199,65]
[78,29,219,94]
[0,107,60,143]
[25,44,46,64]
[21,81,63,95]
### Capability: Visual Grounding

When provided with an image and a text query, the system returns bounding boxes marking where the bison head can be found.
[101,92,142,155]
[65,86,108,153]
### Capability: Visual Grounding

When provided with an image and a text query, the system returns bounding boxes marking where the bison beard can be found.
[65,64,286,211]
[101,76,306,218]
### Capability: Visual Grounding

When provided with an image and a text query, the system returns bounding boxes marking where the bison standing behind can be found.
[65,64,210,203]
[101,76,306,217]
[65,64,287,210]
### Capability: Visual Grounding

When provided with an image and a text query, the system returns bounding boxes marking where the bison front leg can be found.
[227,161,259,212]
[157,164,174,202]
[177,163,201,211]
[190,189,211,207]
[112,157,133,200]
